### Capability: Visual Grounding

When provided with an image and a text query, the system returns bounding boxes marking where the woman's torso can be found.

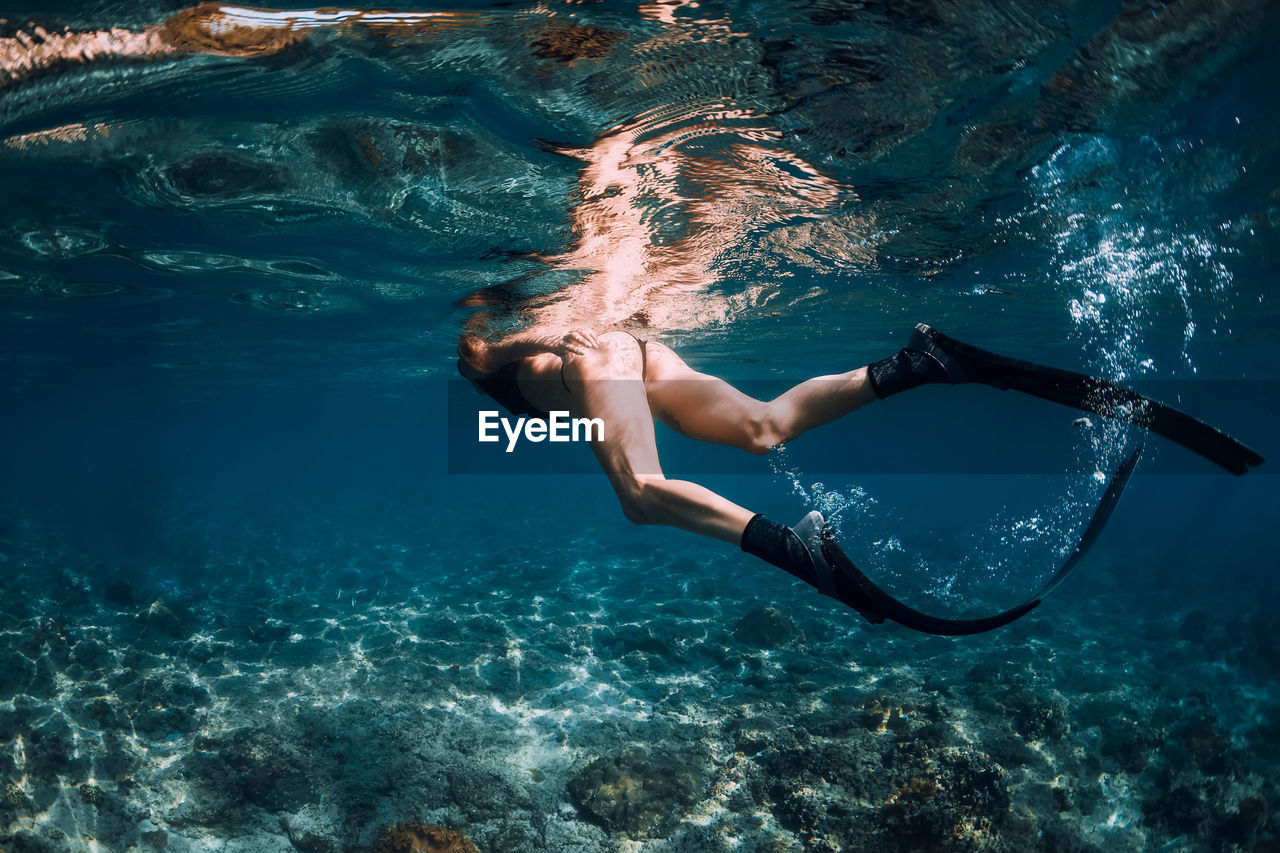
[472,331,663,418]
[512,352,575,416]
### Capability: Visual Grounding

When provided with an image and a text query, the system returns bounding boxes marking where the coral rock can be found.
[372,822,478,853]
[568,747,706,837]
[733,605,797,649]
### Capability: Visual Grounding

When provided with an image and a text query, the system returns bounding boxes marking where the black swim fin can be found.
[900,324,1264,475]
[795,443,1144,636]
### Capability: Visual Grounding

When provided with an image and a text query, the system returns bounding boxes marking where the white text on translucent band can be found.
[478,411,605,452]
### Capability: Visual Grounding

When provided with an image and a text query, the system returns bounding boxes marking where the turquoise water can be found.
[1,1,1278,850]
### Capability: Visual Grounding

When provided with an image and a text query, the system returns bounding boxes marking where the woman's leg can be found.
[642,341,878,453]
[563,333,756,544]
[564,334,832,598]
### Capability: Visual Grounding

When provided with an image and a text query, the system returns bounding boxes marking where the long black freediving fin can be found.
[809,443,1144,637]
[1036,441,1143,598]
[905,324,1264,475]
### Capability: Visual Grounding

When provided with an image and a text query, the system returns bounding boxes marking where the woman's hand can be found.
[459,328,598,374]
[457,335,494,374]
[556,329,599,358]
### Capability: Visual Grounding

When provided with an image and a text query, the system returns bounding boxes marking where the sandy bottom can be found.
[1,512,1276,852]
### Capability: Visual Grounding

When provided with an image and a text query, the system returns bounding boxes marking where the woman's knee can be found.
[615,476,664,525]
[741,403,790,454]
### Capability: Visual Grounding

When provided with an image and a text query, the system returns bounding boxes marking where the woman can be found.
[458,323,1263,632]
[459,323,989,605]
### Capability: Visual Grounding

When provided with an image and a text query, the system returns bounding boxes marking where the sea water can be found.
[0,1,1277,850]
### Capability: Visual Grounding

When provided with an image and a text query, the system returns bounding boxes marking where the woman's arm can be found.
[458,329,598,375]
